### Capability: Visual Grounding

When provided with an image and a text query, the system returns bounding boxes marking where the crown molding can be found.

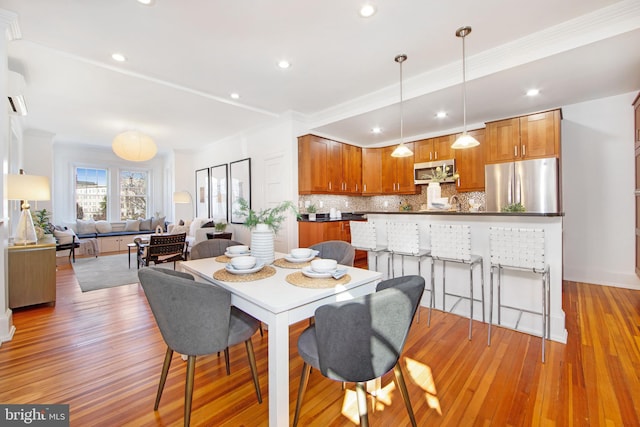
[0,9,20,40]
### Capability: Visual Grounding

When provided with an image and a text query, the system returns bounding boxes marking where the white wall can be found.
[562,91,640,290]
[179,114,302,251]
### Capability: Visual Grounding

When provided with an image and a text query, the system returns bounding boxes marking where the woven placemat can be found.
[286,271,351,288]
[215,255,232,263]
[273,257,319,269]
[213,265,276,282]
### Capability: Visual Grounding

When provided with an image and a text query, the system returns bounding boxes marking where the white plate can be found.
[301,266,336,279]
[284,250,319,263]
[224,250,251,258]
[225,261,265,275]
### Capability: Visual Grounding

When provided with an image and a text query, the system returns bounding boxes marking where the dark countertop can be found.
[358,210,564,217]
[298,213,367,222]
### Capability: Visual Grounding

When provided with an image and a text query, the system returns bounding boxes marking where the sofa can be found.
[167,218,220,252]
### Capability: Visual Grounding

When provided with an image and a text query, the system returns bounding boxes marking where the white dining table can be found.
[178,253,383,427]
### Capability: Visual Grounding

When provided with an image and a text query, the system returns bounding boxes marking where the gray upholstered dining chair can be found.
[309,240,355,266]
[190,238,243,260]
[293,275,425,427]
[138,267,262,427]
[190,238,263,348]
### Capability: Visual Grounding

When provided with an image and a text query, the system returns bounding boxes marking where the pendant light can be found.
[391,54,413,158]
[451,26,480,149]
[112,130,157,162]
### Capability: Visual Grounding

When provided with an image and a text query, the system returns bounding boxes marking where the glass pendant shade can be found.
[391,142,414,157]
[391,54,413,158]
[112,131,157,161]
[451,26,478,150]
[451,132,480,149]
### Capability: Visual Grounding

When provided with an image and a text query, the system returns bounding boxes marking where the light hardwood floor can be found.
[0,256,639,426]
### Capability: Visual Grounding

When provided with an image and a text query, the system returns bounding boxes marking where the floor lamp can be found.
[173,191,193,220]
[7,172,51,245]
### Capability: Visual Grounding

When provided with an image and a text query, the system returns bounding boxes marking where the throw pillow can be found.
[95,220,112,234]
[139,218,152,231]
[189,218,205,237]
[178,219,185,226]
[54,228,76,245]
[201,220,215,228]
[125,219,140,232]
[151,216,166,232]
[76,219,97,235]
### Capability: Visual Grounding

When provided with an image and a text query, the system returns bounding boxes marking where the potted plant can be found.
[32,208,52,239]
[427,166,460,209]
[307,203,317,221]
[214,221,227,232]
[234,198,299,265]
[235,198,299,234]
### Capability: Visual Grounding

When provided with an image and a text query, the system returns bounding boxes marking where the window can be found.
[75,167,108,220]
[120,170,148,220]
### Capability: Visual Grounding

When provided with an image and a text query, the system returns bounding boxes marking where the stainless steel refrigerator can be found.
[484,157,559,213]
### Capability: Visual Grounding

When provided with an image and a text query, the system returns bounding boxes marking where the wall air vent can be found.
[8,94,27,115]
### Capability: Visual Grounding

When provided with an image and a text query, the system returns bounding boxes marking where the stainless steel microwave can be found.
[414,159,456,184]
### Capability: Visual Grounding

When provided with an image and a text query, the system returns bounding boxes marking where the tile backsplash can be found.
[298,184,485,214]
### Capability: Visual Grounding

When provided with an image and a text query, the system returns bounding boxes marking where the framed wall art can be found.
[209,163,228,223]
[229,158,251,224]
[195,167,210,218]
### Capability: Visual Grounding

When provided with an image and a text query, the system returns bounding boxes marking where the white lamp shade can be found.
[391,143,414,158]
[173,191,192,204]
[451,133,480,149]
[112,131,157,162]
[7,174,51,201]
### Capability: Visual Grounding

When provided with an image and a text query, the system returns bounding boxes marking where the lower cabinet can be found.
[8,239,57,308]
[298,220,367,267]
[99,235,136,253]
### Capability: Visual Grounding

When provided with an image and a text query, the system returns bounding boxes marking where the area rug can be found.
[73,253,172,292]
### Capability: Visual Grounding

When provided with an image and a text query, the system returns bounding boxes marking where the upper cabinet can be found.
[298,134,362,195]
[486,109,561,163]
[414,135,454,163]
[381,143,416,194]
[454,128,485,192]
[362,147,382,195]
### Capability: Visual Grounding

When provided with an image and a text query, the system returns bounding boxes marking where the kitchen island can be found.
[360,211,566,343]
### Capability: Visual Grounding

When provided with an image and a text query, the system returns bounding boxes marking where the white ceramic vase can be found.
[251,224,275,264]
[427,182,441,209]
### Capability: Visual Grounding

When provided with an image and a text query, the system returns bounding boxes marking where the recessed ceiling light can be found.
[230,93,240,100]
[360,4,377,18]
[371,127,382,134]
[526,88,540,96]
[436,111,447,118]
[137,0,155,5]
[111,53,126,62]
[277,60,291,69]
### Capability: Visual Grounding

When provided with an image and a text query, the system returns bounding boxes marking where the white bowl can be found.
[311,259,338,273]
[230,255,257,270]
[227,245,249,254]
[291,248,313,259]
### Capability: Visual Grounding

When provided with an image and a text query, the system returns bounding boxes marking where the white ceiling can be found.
[3,0,640,154]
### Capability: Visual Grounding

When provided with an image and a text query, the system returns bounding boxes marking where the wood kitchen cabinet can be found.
[362,147,382,195]
[298,134,362,195]
[486,109,561,163]
[8,238,57,308]
[381,142,416,194]
[298,220,367,267]
[454,128,486,192]
[414,135,455,163]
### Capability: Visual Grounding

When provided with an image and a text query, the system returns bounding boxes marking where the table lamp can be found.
[7,172,51,245]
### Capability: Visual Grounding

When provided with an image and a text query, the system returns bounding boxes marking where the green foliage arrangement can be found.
[235,198,299,234]
[501,202,526,212]
[214,221,227,232]
[429,165,460,183]
[32,208,52,234]
[306,204,317,213]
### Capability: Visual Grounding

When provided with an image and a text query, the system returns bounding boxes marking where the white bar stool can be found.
[386,221,433,324]
[349,221,388,274]
[488,227,549,363]
[430,224,484,340]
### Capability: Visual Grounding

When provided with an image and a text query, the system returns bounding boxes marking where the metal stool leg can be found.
[468,263,473,340]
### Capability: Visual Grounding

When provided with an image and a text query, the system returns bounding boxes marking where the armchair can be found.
[136,233,188,269]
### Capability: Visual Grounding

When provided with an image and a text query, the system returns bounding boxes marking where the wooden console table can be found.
[8,237,57,309]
